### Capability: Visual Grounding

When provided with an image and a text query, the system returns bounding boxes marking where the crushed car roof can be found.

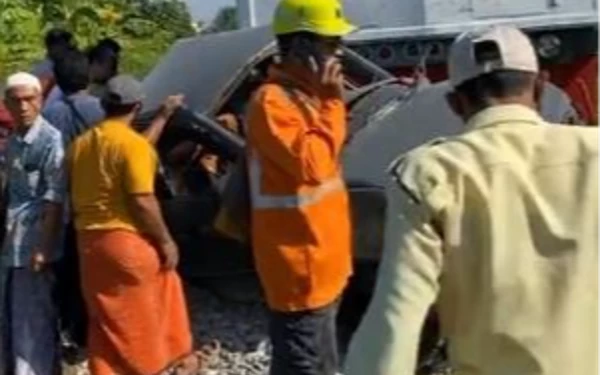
[142,26,273,114]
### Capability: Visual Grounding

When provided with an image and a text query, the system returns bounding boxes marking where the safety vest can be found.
[248,151,345,210]
[246,70,353,312]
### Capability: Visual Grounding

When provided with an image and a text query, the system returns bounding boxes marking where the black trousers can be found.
[269,300,340,375]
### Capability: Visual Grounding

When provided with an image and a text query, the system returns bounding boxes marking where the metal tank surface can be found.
[142,26,274,115]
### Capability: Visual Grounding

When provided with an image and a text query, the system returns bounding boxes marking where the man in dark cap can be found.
[67,75,199,375]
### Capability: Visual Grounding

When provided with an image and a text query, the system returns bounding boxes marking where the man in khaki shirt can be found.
[344,26,598,375]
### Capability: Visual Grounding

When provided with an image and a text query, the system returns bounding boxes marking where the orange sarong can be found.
[78,230,193,375]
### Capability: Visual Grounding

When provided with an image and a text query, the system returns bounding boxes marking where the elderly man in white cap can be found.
[344,25,598,375]
[1,72,65,375]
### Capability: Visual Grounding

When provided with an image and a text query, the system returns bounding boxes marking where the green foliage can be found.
[204,6,239,34]
[137,0,194,39]
[0,0,197,80]
[0,0,45,77]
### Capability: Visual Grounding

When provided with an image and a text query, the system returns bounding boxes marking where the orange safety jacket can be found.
[246,64,353,312]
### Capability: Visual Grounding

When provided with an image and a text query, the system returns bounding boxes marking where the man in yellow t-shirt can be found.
[68,75,198,375]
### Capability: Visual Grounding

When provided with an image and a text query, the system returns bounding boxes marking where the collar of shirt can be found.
[101,118,129,128]
[97,118,137,137]
[465,104,544,132]
[15,116,44,145]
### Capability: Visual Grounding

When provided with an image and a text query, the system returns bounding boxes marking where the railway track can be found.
[63,273,450,375]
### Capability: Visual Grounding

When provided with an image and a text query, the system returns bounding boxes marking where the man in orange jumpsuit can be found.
[246,0,355,374]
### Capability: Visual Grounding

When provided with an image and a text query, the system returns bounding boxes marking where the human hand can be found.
[319,58,344,99]
[31,249,48,272]
[158,240,180,270]
[216,113,240,133]
[199,153,219,175]
[158,94,185,120]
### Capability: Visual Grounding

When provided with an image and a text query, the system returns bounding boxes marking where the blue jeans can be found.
[269,299,340,375]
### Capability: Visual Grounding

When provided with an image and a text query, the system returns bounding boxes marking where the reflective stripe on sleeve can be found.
[248,155,344,210]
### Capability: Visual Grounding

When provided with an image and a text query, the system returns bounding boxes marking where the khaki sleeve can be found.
[121,137,158,195]
[246,87,347,185]
[344,176,444,375]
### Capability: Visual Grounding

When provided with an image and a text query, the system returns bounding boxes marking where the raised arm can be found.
[247,86,347,185]
[142,95,184,145]
[121,137,178,269]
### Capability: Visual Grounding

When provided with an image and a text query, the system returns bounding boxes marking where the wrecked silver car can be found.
[137,26,572,370]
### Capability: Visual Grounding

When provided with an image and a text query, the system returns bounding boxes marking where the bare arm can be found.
[130,193,174,246]
[130,194,178,269]
[122,136,179,269]
[142,95,185,145]
[142,115,169,145]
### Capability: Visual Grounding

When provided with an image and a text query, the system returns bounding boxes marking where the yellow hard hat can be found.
[273,0,356,37]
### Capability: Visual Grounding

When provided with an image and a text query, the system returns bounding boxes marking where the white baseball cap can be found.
[448,25,539,88]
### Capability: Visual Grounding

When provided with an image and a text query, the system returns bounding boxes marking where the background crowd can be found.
[0,22,205,374]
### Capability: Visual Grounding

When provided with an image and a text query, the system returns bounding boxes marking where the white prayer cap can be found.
[5,72,42,93]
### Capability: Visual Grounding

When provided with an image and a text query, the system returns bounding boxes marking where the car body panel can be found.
[142,26,274,115]
[144,26,581,274]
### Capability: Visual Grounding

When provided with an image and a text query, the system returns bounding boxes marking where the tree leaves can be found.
[203,6,239,34]
[0,0,197,79]
[0,1,45,77]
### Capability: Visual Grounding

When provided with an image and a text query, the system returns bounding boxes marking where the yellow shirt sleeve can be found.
[121,136,157,195]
